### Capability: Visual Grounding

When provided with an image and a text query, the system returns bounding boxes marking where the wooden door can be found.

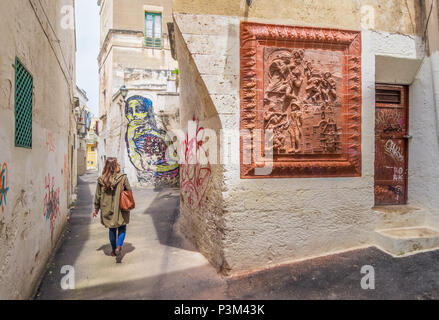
[374,85,409,205]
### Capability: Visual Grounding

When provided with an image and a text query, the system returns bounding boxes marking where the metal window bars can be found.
[14,58,33,149]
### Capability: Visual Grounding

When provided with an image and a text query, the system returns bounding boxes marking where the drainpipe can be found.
[425,0,439,137]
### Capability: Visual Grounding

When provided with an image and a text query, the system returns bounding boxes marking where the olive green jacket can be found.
[94,173,132,228]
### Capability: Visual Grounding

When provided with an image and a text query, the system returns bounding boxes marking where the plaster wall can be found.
[173,0,424,36]
[174,8,439,274]
[0,0,76,298]
[409,56,439,227]
[420,0,439,227]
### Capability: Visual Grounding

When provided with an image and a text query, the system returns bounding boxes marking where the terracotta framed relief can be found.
[240,22,362,178]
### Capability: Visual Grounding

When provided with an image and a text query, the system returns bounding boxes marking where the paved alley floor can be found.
[35,171,439,300]
[35,171,224,300]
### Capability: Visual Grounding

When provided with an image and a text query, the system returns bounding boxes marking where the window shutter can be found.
[376,88,402,104]
[145,12,162,48]
[14,58,33,149]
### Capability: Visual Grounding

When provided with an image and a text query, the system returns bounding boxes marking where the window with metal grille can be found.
[14,58,33,149]
[145,12,162,48]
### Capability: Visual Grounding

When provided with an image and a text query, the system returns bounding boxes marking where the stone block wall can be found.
[174,0,439,274]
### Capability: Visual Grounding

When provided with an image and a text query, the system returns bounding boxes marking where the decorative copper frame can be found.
[240,22,362,178]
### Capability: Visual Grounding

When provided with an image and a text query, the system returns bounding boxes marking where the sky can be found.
[75,0,100,116]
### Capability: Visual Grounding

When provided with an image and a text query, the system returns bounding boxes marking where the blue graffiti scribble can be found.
[1,164,9,213]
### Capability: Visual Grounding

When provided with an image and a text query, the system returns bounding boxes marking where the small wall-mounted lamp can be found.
[120,85,128,102]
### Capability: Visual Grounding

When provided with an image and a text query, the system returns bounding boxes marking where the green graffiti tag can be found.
[1,163,9,213]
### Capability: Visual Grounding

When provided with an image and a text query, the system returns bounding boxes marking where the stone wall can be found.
[77,143,88,176]
[173,0,424,36]
[412,0,439,228]
[174,0,439,274]
[174,22,226,269]
[0,0,76,298]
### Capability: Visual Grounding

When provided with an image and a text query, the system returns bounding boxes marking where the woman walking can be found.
[93,157,132,257]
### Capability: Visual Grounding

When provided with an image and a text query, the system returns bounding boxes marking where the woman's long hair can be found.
[102,157,119,191]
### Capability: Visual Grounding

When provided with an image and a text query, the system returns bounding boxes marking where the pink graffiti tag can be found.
[44,174,60,242]
[180,116,212,210]
[1,163,9,213]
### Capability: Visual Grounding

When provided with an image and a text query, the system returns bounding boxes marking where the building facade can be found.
[74,86,92,176]
[97,0,180,187]
[0,0,76,298]
[87,117,99,170]
[173,0,439,274]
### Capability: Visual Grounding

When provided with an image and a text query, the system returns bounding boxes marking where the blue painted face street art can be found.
[125,96,179,186]
[0,163,9,213]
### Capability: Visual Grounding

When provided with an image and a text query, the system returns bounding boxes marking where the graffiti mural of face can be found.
[127,98,147,120]
[125,95,157,128]
[125,96,179,186]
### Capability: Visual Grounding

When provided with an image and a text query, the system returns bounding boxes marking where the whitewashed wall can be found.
[174,12,439,274]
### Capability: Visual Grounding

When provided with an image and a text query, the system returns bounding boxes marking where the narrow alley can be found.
[35,171,225,299]
[34,171,439,300]
[3,0,439,303]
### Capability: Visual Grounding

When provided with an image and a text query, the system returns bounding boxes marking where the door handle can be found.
[403,134,413,139]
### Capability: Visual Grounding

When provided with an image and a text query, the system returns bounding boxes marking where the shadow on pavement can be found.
[96,242,136,263]
[35,245,439,300]
[224,246,439,300]
[142,188,197,252]
[34,171,96,299]
[41,264,227,300]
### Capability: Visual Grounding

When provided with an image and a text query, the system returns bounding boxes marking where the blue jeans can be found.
[109,225,126,251]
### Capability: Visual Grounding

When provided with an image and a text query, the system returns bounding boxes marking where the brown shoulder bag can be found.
[120,177,135,211]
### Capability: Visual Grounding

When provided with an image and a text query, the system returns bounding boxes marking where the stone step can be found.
[374,226,439,256]
[372,205,426,229]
